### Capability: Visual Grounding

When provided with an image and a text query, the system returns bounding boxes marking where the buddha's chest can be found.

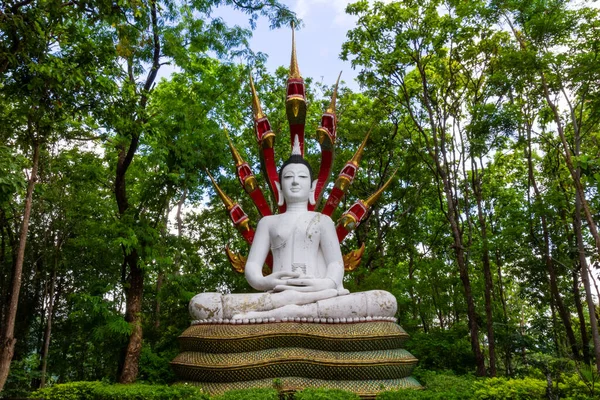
[270,213,321,251]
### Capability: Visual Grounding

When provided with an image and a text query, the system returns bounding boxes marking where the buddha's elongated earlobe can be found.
[275,181,285,206]
[309,179,318,206]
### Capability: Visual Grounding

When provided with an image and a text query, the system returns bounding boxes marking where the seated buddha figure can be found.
[189,139,397,322]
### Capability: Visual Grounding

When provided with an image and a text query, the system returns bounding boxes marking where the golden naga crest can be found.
[208,26,396,274]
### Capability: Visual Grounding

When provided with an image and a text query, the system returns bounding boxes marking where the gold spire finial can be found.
[249,73,265,119]
[326,71,342,114]
[206,168,235,210]
[364,169,398,208]
[289,23,301,79]
[223,128,244,167]
[350,128,372,166]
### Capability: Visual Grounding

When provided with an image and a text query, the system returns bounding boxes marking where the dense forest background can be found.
[1,0,600,397]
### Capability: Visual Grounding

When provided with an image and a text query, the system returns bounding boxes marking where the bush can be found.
[212,388,280,400]
[1,354,42,398]
[32,381,105,400]
[138,344,177,384]
[557,373,600,400]
[294,387,360,399]
[378,370,476,399]
[406,328,475,374]
[473,377,546,399]
[31,381,207,400]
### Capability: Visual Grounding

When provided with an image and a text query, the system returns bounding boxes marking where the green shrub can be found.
[212,388,280,400]
[92,383,208,400]
[1,354,42,398]
[473,377,546,400]
[378,370,476,399]
[32,381,105,400]
[31,381,207,400]
[557,373,599,400]
[406,329,476,374]
[138,344,177,384]
[294,387,360,399]
[377,389,437,400]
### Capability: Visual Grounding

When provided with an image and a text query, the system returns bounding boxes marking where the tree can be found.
[342,0,495,375]
[0,0,118,389]
[94,0,295,383]
[499,0,600,372]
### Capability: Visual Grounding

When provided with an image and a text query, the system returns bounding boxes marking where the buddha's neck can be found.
[285,201,309,213]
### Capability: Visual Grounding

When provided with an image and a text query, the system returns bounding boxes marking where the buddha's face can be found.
[280,163,312,204]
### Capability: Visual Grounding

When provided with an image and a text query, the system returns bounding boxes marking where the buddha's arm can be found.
[245,217,300,292]
[318,215,344,289]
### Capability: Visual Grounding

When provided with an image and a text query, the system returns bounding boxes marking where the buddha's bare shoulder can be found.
[308,211,335,225]
[257,215,278,227]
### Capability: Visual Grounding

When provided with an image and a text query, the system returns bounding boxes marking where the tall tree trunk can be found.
[437,145,484,374]
[173,189,187,273]
[559,184,591,367]
[154,196,171,330]
[114,127,144,384]
[153,273,164,330]
[572,264,590,366]
[409,49,485,376]
[495,249,511,376]
[574,188,600,373]
[472,160,497,376]
[119,250,143,383]
[441,166,484,374]
[40,269,58,388]
[525,125,579,360]
[117,0,160,382]
[0,141,40,392]
[407,252,418,321]
[0,209,8,332]
[539,74,600,261]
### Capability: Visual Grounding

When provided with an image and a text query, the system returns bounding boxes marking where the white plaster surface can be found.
[190,162,397,322]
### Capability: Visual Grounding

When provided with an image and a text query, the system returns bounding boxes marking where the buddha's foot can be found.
[233,303,317,321]
[271,288,338,308]
[232,289,338,320]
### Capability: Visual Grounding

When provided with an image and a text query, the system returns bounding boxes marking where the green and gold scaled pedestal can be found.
[171,319,421,398]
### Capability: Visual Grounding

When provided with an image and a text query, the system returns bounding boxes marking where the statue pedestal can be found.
[171,320,422,397]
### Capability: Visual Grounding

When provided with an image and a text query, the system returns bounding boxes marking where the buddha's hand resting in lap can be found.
[252,270,301,291]
[273,277,337,292]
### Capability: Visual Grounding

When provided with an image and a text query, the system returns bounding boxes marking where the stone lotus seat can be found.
[171,319,421,398]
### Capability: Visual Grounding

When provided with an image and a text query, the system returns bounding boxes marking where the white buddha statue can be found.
[190,137,397,323]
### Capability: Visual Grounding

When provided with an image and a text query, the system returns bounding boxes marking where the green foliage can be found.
[0,145,25,204]
[557,373,600,400]
[1,354,42,398]
[473,377,546,400]
[294,387,360,399]
[377,369,599,400]
[31,381,105,400]
[31,381,207,400]
[378,370,476,399]
[406,329,475,374]
[19,373,600,400]
[138,343,176,384]
[212,388,279,400]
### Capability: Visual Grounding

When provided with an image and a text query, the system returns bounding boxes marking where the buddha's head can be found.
[275,137,317,207]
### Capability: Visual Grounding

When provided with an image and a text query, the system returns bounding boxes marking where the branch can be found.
[141,0,161,108]
[10,0,34,11]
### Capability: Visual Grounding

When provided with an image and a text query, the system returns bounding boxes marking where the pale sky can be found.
[214,0,362,91]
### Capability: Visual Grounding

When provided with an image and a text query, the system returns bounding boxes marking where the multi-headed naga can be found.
[208,29,395,277]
